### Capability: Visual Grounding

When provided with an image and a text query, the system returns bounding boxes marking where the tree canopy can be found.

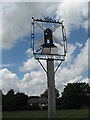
[61,82,90,109]
[1,82,90,111]
[2,89,28,111]
[40,88,60,99]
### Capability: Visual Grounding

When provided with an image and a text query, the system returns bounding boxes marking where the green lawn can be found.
[2,109,89,119]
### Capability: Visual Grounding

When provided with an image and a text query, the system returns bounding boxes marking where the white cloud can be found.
[68,76,83,83]
[82,20,88,29]
[1,0,89,2]
[0,64,14,68]
[0,3,2,50]
[56,2,88,36]
[56,39,88,93]
[0,38,88,96]
[76,42,82,48]
[65,43,76,64]
[19,57,40,72]
[17,39,88,96]
[80,78,88,83]
[0,68,47,96]
[26,48,33,58]
[1,2,88,50]
[19,71,47,96]
[1,0,58,2]
[56,41,83,66]
[1,2,57,50]
[0,1,88,95]
[0,68,19,94]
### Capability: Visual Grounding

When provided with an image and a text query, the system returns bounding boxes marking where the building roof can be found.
[28,96,48,104]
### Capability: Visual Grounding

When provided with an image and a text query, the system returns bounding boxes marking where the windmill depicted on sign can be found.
[31,17,67,119]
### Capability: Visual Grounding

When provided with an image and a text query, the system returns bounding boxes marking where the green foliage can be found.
[61,82,90,109]
[40,88,59,98]
[2,89,15,108]
[2,82,90,111]
[2,89,28,111]
[15,92,28,106]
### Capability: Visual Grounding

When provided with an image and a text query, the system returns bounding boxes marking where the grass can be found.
[2,109,89,119]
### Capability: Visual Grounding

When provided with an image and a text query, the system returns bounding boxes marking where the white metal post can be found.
[47,59,56,119]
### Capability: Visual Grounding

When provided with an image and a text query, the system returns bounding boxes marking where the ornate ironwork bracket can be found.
[54,61,62,74]
[37,59,47,74]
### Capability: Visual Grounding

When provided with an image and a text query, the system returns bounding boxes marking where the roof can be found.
[28,96,48,104]
[41,43,57,48]
[39,96,48,104]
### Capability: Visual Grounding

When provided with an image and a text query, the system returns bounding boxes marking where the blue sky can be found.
[2,36,30,79]
[0,1,88,96]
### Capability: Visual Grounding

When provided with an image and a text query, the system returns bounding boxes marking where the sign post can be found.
[31,17,67,119]
[47,60,56,118]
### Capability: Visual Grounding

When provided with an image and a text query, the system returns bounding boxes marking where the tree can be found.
[7,89,14,96]
[61,82,90,109]
[2,89,16,110]
[2,89,28,111]
[15,92,28,106]
[5,89,15,107]
[40,88,59,99]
